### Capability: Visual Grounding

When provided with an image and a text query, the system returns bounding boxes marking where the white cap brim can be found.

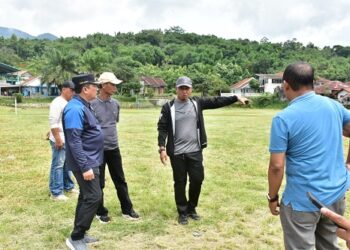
[177,83,192,88]
[100,78,123,85]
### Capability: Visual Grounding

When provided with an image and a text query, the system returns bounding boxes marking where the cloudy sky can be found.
[1,0,350,47]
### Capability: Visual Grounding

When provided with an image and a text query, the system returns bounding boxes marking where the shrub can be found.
[114,95,137,102]
[250,93,288,109]
[13,93,23,103]
[145,88,155,98]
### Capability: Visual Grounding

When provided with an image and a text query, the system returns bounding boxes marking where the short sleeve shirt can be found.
[269,92,350,211]
[91,97,120,150]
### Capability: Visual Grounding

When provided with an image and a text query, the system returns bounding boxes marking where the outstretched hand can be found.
[237,96,249,105]
[321,207,350,249]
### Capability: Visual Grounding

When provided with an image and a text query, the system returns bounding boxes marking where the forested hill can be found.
[0,27,58,40]
[1,27,350,94]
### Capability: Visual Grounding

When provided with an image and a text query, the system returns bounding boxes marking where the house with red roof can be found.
[140,76,166,95]
[223,70,350,105]
[222,73,283,97]
[314,80,350,100]
[225,77,261,96]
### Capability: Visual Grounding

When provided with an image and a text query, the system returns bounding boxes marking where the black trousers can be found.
[96,147,133,216]
[71,168,102,240]
[170,151,204,215]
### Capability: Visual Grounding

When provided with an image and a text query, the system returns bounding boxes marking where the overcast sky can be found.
[1,0,350,47]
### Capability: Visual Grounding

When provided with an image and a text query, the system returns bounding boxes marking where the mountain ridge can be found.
[0,26,58,40]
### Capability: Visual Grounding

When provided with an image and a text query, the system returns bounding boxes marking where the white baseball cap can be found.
[98,72,123,85]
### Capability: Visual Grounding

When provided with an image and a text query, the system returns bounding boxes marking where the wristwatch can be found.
[267,193,279,203]
[158,147,165,154]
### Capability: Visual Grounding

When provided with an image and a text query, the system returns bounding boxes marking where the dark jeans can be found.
[170,151,204,215]
[96,147,133,216]
[71,168,102,240]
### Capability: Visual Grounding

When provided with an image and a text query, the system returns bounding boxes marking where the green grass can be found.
[0,106,348,249]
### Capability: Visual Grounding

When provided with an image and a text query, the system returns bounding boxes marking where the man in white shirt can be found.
[48,81,77,201]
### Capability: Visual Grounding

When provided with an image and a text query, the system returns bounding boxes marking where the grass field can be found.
[0,106,349,249]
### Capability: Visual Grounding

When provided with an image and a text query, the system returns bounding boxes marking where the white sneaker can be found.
[50,194,69,201]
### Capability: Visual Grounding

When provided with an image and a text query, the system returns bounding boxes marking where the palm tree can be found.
[28,48,79,95]
[40,48,78,85]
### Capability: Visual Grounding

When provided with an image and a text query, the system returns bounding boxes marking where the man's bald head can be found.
[283,62,314,91]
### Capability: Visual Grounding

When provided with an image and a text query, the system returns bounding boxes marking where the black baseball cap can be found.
[72,73,100,86]
[62,80,75,89]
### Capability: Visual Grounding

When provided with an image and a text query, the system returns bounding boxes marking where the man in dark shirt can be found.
[157,76,248,225]
[63,73,103,250]
[91,72,139,223]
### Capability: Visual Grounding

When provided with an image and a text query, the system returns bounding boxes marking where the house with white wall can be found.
[222,77,262,97]
[256,72,283,94]
[21,76,47,96]
[222,72,283,97]
[1,68,57,96]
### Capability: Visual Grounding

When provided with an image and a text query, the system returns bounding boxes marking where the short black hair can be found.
[59,80,75,91]
[283,62,314,91]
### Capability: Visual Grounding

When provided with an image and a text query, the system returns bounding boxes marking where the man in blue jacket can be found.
[157,76,248,225]
[63,73,104,250]
[267,62,350,249]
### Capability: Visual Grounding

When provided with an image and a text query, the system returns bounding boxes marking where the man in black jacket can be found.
[157,76,248,225]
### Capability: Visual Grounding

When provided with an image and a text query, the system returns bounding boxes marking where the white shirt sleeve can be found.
[48,97,67,142]
[49,97,64,129]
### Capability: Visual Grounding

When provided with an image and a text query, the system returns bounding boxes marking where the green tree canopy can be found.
[80,47,112,74]
[30,48,78,85]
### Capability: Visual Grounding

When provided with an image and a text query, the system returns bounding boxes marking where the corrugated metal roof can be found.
[230,77,255,89]
[315,81,350,94]
[141,76,166,87]
[0,62,19,73]
[0,83,20,88]
[21,77,40,86]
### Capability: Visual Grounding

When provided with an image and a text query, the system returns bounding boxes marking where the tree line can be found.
[1,26,350,96]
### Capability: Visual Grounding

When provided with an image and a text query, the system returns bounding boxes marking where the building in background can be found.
[222,73,283,97]
[140,76,166,96]
[0,62,59,96]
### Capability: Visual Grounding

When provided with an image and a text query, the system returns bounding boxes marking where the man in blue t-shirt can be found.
[267,62,350,249]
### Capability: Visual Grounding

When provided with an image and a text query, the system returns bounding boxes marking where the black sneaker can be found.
[178,214,188,225]
[122,208,140,220]
[96,215,111,224]
[188,212,200,220]
[188,210,200,220]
